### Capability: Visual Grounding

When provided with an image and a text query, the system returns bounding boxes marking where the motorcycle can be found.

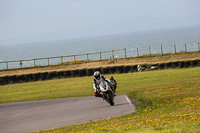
[99,81,115,106]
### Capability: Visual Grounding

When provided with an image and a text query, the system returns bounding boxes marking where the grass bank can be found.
[0,51,199,76]
[1,67,199,132]
[34,67,200,133]
[0,67,199,103]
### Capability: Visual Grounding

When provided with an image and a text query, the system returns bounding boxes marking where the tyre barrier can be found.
[158,63,165,69]
[8,75,17,83]
[32,73,41,81]
[16,75,26,83]
[86,68,93,76]
[123,65,131,73]
[130,65,137,72]
[109,66,116,74]
[164,62,172,69]
[93,67,102,73]
[101,67,109,74]
[0,78,4,85]
[71,69,79,77]
[191,60,198,67]
[116,65,124,74]
[198,60,200,66]
[150,64,158,70]
[1,76,8,85]
[48,71,57,79]
[78,69,86,77]
[24,74,33,82]
[1,59,200,85]
[63,70,71,78]
[178,61,184,68]
[56,71,64,79]
[40,72,48,80]
[172,62,179,68]
[184,61,190,68]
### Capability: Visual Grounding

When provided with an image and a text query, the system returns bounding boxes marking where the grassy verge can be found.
[0,51,199,76]
[34,67,200,133]
[0,67,200,103]
[1,67,200,132]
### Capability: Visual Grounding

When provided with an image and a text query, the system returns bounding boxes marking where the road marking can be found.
[125,95,132,104]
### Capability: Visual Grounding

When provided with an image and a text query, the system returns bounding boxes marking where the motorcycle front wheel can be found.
[106,92,114,106]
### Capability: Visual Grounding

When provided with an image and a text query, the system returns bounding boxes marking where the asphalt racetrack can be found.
[0,94,136,133]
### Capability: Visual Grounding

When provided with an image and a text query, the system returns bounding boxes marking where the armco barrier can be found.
[0,59,200,85]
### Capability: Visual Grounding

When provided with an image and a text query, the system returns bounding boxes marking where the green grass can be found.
[1,67,200,133]
[33,67,200,133]
[0,67,200,103]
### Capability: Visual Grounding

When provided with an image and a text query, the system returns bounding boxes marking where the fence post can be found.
[19,60,23,69]
[149,46,151,56]
[124,48,127,58]
[61,56,63,64]
[34,59,36,67]
[174,44,176,54]
[48,58,50,66]
[161,45,163,56]
[112,50,114,59]
[6,62,8,70]
[100,52,102,60]
[74,55,76,63]
[137,48,139,56]
[198,42,200,51]
[87,54,89,62]
[185,43,187,52]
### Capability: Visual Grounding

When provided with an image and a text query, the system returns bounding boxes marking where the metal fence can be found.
[0,42,199,70]
[0,49,126,70]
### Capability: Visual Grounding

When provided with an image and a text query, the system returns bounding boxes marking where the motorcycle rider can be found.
[110,76,117,94]
[93,71,113,98]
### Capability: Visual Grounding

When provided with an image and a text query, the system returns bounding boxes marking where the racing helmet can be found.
[110,76,114,80]
[94,71,100,79]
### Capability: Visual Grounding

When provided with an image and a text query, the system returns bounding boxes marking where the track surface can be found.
[0,94,136,133]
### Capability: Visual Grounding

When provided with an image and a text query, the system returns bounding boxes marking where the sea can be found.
[0,25,200,69]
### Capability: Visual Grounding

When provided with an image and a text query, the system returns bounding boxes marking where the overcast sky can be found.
[0,0,200,46]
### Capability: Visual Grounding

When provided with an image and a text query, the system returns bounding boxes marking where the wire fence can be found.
[0,42,199,70]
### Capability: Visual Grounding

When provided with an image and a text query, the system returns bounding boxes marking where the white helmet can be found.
[94,71,100,79]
